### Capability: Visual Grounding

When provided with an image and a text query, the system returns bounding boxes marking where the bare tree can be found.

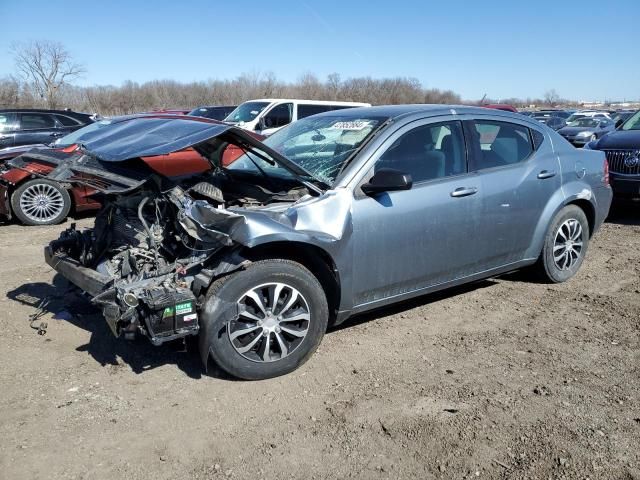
[544,89,560,107]
[11,40,85,109]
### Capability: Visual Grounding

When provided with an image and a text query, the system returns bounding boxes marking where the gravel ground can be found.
[0,201,638,480]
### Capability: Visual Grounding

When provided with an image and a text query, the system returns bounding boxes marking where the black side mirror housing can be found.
[256,117,266,131]
[615,119,624,129]
[362,168,413,195]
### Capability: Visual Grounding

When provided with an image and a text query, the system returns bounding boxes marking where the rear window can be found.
[297,104,332,119]
[54,114,82,127]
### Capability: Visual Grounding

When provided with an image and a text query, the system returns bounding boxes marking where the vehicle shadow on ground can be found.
[606,199,640,226]
[6,275,206,380]
[329,279,498,333]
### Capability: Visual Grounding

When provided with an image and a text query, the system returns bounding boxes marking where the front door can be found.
[350,119,482,307]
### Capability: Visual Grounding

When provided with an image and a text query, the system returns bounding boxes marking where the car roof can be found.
[308,104,530,122]
[0,108,91,115]
[245,98,370,106]
[191,105,236,109]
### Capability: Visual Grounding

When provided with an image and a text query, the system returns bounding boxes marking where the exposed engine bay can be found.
[48,170,309,345]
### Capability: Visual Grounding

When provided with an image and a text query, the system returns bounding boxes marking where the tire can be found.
[535,205,590,283]
[199,259,329,380]
[11,179,71,226]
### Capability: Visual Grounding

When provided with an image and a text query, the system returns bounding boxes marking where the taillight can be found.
[603,158,610,186]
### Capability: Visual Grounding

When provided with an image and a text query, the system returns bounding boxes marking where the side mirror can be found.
[615,119,624,129]
[361,168,413,195]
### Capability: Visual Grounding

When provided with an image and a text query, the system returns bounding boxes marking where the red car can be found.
[482,104,518,113]
[0,115,258,225]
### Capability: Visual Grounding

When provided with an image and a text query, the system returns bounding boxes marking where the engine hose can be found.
[137,196,159,262]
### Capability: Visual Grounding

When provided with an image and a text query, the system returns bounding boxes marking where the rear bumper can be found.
[609,173,640,198]
[44,245,109,297]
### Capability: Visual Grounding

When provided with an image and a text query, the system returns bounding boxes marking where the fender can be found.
[524,180,597,260]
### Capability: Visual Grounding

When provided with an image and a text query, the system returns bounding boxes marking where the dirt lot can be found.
[0,202,638,480]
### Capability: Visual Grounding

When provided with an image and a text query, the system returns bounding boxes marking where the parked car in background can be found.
[224,99,371,136]
[43,106,611,379]
[585,109,640,198]
[558,117,616,147]
[0,115,260,225]
[532,114,566,131]
[482,104,518,112]
[611,110,635,127]
[144,109,191,115]
[188,105,237,121]
[0,109,94,149]
[534,109,572,120]
[565,111,611,124]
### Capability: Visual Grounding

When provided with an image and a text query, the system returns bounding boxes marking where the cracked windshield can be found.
[228,115,387,185]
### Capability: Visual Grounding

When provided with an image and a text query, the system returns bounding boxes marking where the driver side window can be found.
[263,103,293,129]
[375,121,466,183]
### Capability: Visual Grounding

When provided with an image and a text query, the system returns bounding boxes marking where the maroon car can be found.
[0,115,261,225]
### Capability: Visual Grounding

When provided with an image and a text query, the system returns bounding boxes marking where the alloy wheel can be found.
[19,183,65,223]
[553,218,583,270]
[228,282,311,362]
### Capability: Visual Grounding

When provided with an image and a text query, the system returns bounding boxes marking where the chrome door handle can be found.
[537,170,557,179]
[450,187,478,198]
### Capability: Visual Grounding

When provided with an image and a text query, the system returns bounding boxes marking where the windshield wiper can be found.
[234,139,327,195]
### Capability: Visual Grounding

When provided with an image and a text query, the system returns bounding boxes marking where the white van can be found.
[223,99,371,136]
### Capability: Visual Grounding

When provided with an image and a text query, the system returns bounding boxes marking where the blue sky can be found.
[0,0,638,101]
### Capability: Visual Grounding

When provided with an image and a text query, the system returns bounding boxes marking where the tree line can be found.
[1,40,578,115]
[0,71,466,115]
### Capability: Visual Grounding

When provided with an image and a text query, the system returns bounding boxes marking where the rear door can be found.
[15,112,59,146]
[466,117,560,268]
[0,112,18,149]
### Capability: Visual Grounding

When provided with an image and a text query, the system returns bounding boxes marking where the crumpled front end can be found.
[44,170,333,345]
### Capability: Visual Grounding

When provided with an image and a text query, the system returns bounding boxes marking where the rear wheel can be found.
[199,259,329,380]
[536,205,589,283]
[11,179,71,226]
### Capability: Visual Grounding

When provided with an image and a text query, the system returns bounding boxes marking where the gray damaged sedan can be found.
[41,106,612,379]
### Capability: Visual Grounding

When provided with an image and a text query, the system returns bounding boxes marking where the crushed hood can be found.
[77,117,232,161]
[7,116,323,194]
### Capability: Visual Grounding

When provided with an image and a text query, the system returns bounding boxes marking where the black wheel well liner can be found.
[240,242,341,322]
[566,199,595,237]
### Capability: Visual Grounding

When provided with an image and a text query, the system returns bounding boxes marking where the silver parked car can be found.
[557,117,616,147]
[40,106,612,379]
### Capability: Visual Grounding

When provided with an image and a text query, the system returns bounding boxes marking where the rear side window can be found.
[0,112,18,132]
[298,104,332,119]
[263,103,293,128]
[19,113,56,130]
[469,120,534,170]
[531,129,544,149]
[54,114,81,127]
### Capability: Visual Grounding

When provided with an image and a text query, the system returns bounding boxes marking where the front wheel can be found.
[536,205,590,283]
[11,179,71,226]
[199,259,329,380]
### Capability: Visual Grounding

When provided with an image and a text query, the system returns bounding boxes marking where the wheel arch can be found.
[239,241,342,324]
[565,198,595,238]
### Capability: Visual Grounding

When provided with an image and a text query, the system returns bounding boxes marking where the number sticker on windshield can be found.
[331,120,371,130]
